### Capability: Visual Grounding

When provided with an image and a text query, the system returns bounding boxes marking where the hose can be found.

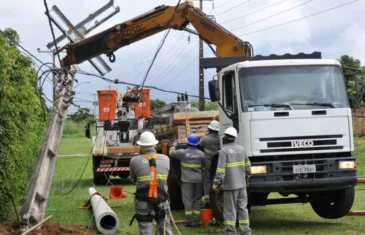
[168,209,182,235]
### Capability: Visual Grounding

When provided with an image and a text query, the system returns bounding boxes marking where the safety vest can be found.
[135,153,168,204]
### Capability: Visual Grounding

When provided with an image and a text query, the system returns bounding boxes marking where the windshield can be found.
[239,65,350,112]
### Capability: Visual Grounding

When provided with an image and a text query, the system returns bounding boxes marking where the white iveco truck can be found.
[208,55,357,221]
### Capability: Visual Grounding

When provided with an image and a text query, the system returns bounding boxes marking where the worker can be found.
[129,131,172,235]
[199,120,220,207]
[212,127,251,235]
[169,134,205,227]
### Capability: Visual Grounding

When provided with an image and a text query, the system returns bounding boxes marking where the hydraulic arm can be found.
[62,1,253,66]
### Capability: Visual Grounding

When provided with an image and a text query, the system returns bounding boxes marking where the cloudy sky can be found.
[1,0,364,113]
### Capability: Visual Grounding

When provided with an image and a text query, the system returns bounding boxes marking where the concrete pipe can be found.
[88,187,120,234]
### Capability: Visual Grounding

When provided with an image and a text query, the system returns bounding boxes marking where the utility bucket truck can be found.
[208,56,357,221]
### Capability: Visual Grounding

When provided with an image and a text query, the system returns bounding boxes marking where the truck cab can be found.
[209,58,357,220]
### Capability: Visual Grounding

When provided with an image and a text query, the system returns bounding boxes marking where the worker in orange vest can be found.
[129,131,172,235]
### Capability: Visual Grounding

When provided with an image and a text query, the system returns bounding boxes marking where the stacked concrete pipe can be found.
[88,187,120,234]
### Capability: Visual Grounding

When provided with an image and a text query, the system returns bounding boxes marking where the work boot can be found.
[204,202,211,208]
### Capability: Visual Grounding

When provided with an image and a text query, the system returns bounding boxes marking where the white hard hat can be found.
[137,131,159,146]
[224,127,237,138]
[208,120,220,131]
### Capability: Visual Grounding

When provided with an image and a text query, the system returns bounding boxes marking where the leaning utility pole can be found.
[20,66,77,229]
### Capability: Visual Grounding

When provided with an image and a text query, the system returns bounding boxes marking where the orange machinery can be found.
[132,88,150,118]
[97,90,117,121]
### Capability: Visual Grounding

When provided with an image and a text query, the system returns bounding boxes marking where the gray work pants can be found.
[223,188,251,235]
[181,182,203,225]
[203,158,212,203]
[134,198,173,235]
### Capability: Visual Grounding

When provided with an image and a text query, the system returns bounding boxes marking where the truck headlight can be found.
[339,160,356,169]
[251,165,267,175]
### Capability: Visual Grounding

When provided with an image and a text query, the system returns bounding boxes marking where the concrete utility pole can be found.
[20,66,77,230]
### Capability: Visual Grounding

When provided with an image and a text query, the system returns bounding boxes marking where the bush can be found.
[0,29,46,219]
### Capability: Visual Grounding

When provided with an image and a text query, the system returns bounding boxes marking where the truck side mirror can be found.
[208,80,219,102]
[85,123,91,139]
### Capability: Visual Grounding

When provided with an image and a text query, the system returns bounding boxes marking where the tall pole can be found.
[199,0,205,111]
[52,53,56,102]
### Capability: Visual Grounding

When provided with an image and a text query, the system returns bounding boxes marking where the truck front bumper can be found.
[249,156,357,193]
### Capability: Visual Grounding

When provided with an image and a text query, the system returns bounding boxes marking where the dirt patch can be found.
[0,221,94,235]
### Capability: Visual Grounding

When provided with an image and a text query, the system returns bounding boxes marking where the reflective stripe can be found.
[224,220,236,226]
[204,195,210,199]
[193,210,200,215]
[245,161,251,166]
[169,150,173,156]
[185,211,193,215]
[157,174,168,180]
[217,167,226,173]
[227,161,245,168]
[204,148,216,155]
[137,175,151,182]
[239,219,249,224]
[181,162,202,169]
[137,174,167,181]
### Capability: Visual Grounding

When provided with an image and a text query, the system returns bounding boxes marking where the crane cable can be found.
[139,0,183,90]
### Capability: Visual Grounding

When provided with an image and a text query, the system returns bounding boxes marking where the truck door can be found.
[220,71,239,133]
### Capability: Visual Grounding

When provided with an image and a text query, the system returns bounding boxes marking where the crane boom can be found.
[62,1,253,66]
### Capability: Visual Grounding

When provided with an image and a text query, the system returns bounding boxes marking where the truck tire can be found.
[311,187,355,219]
[210,190,224,223]
[93,172,107,185]
[168,158,184,210]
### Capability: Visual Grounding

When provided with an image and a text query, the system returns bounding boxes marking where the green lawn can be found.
[48,136,365,234]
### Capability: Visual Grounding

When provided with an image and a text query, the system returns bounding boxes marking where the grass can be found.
[49,131,365,234]
[58,121,93,155]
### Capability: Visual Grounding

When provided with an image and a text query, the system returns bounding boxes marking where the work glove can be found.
[246,176,250,187]
[212,184,222,192]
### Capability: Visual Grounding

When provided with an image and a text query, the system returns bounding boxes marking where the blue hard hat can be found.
[186,134,199,146]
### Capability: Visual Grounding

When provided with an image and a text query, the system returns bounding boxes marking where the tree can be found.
[150,99,166,111]
[68,107,94,123]
[191,101,218,110]
[0,28,46,219]
[339,55,365,108]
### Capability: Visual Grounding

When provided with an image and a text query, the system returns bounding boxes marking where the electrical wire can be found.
[76,70,210,99]
[231,0,314,32]
[238,0,360,37]
[139,0,182,89]
[220,0,290,24]
[208,0,236,13]
[215,0,251,17]
[149,41,195,85]
[43,0,62,66]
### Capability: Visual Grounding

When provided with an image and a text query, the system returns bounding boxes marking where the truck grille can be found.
[281,159,328,181]
[259,135,343,153]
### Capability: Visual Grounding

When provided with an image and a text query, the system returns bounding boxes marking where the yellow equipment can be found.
[61,1,253,67]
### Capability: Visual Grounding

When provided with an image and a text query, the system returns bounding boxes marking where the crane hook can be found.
[108,53,116,63]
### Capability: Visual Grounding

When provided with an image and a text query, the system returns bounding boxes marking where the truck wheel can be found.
[210,190,224,223]
[93,172,106,185]
[311,187,355,219]
[168,158,184,210]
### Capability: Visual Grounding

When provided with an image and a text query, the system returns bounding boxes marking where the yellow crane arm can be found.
[61,1,252,67]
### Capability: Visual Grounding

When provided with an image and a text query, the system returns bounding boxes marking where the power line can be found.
[43,0,62,66]
[215,0,251,17]
[209,0,237,13]
[231,0,314,32]
[165,56,198,88]
[140,0,183,89]
[150,41,196,85]
[238,0,360,36]
[77,70,209,99]
[220,0,290,24]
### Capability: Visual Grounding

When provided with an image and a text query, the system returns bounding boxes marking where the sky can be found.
[1,0,365,113]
